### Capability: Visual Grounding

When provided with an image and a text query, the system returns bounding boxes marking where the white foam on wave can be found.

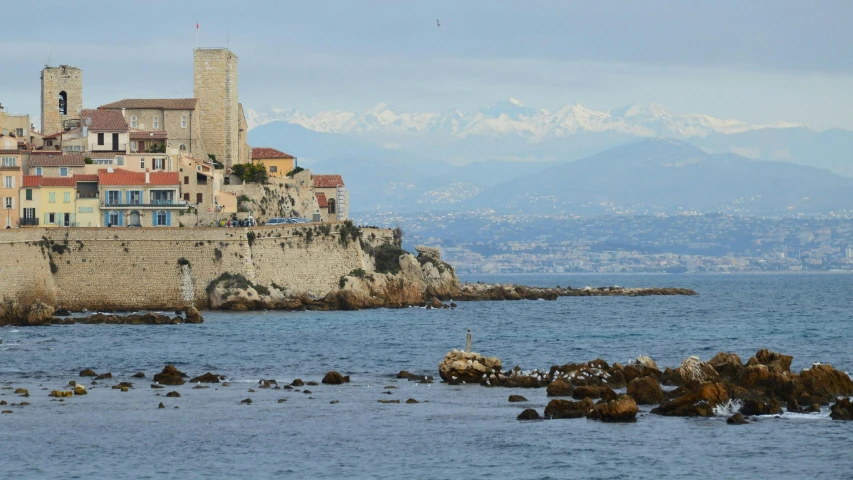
[713,399,743,416]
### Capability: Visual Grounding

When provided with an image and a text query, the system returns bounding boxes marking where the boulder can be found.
[73,384,87,395]
[158,402,165,409]
[14,388,28,395]
[740,397,783,416]
[322,371,348,385]
[727,412,748,425]
[95,372,112,380]
[111,382,133,390]
[829,398,853,420]
[396,370,412,379]
[651,382,729,417]
[517,408,542,421]
[632,356,658,370]
[506,375,541,388]
[292,379,305,387]
[799,364,853,403]
[26,300,54,326]
[184,307,203,323]
[153,365,188,386]
[49,390,73,398]
[572,385,616,401]
[627,376,665,404]
[544,398,593,419]
[588,395,639,422]
[79,369,97,377]
[240,398,252,405]
[438,350,502,383]
[508,395,528,403]
[132,372,146,378]
[678,356,721,385]
[746,348,793,373]
[405,398,419,404]
[166,391,181,398]
[708,352,745,380]
[546,379,574,397]
[189,372,223,383]
[738,364,791,392]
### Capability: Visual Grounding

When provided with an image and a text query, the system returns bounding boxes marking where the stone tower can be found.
[41,65,83,135]
[193,48,239,168]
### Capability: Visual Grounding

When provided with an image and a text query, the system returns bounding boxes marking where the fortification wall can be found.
[0,224,394,310]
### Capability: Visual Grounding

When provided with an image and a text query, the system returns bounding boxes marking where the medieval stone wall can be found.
[41,66,83,135]
[0,224,395,310]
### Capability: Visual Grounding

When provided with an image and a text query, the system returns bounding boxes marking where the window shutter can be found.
[166,211,171,227]
[45,212,49,225]
[70,213,75,227]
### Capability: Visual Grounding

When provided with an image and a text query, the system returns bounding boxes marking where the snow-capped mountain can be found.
[245,99,802,141]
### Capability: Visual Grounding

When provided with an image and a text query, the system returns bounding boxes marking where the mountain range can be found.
[246,100,853,215]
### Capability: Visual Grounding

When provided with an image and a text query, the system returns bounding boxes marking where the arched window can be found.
[155,210,167,226]
[108,210,120,227]
[328,198,336,214]
[58,91,67,115]
[179,144,186,152]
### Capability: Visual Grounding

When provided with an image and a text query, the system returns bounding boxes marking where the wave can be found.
[713,399,743,416]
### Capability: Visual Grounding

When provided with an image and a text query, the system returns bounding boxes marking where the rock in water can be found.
[508,395,528,403]
[322,371,348,385]
[153,365,188,386]
[830,398,853,421]
[26,300,54,326]
[132,372,146,378]
[727,412,748,425]
[291,379,305,387]
[546,379,574,397]
[189,372,223,383]
[517,408,541,420]
[49,390,73,398]
[651,382,729,417]
[544,398,593,419]
[627,376,665,404]
[679,356,721,385]
[708,352,745,379]
[73,384,87,395]
[158,402,165,409]
[438,350,502,383]
[166,391,181,398]
[588,395,639,422]
[184,307,203,324]
[79,369,97,377]
[740,397,783,416]
[799,364,853,402]
[746,348,793,373]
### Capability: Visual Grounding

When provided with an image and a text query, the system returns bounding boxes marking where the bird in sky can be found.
[437,19,441,27]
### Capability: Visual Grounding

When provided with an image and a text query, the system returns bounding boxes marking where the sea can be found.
[1,274,852,480]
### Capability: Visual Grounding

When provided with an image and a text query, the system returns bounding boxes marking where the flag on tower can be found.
[196,21,199,29]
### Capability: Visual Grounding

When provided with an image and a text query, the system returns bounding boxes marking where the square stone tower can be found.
[41,65,83,135]
[193,48,239,168]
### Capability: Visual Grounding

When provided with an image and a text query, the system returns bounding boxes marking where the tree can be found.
[231,163,268,183]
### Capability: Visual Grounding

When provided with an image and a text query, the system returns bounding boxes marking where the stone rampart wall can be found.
[0,224,395,310]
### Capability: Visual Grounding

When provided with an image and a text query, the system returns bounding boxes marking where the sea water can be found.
[1,274,852,479]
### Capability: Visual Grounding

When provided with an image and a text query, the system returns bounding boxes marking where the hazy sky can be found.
[2,0,851,130]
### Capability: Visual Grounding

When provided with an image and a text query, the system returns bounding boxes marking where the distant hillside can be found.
[466,139,853,215]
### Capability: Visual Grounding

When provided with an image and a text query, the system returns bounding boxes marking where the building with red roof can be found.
[251,147,296,178]
[97,168,183,227]
[311,174,347,222]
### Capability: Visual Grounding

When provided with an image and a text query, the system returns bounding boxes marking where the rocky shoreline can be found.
[438,348,853,422]
[0,300,203,327]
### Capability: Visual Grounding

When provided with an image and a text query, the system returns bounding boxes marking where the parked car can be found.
[265,218,288,225]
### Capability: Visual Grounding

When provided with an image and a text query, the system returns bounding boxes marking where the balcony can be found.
[18,218,39,226]
[90,143,127,152]
[102,200,187,209]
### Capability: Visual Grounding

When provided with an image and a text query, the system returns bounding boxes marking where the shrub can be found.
[286,166,305,177]
[349,268,367,278]
[84,157,93,164]
[246,231,256,247]
[231,163,268,183]
[338,220,362,248]
[177,258,191,267]
[214,248,223,261]
[374,244,406,274]
[50,244,68,255]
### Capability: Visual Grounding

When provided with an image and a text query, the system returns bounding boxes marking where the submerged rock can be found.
[322,371,349,385]
[79,369,97,377]
[727,412,748,425]
[189,372,223,383]
[516,408,541,420]
[508,395,528,403]
[166,391,181,398]
[153,365,188,386]
[830,398,853,420]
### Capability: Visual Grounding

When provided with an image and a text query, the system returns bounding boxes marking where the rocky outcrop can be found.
[727,412,748,425]
[544,398,593,419]
[321,371,350,385]
[546,379,574,397]
[830,398,853,420]
[651,382,729,417]
[799,364,853,402]
[153,365,188,386]
[189,372,224,383]
[588,395,639,422]
[0,300,53,326]
[438,350,502,383]
[627,376,666,404]
[708,352,745,379]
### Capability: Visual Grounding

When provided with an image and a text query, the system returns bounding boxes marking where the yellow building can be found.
[251,147,295,178]
[20,176,77,227]
[1,149,22,228]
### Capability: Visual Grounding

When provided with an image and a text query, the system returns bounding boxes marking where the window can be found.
[140,159,145,169]
[328,198,336,214]
[196,193,203,204]
[153,158,165,170]
[179,144,186,152]
[130,141,137,151]
[1,157,15,167]
[25,189,32,201]
[127,191,141,205]
[155,210,167,226]
[3,197,12,209]
[97,133,104,146]
[224,176,230,185]
[130,116,138,129]
[63,192,70,203]
[78,206,93,213]
[49,192,56,203]
[16,128,23,137]
[23,208,35,219]
[48,213,56,224]
[108,211,120,227]
[196,166,202,171]
[116,156,125,166]
[2,176,12,188]
[59,91,67,115]
[35,167,42,176]
[150,190,173,205]
[59,167,69,177]
[183,193,190,202]
[184,176,189,185]
[153,116,159,129]
[181,115,187,129]
[46,140,53,147]
[270,166,278,173]
[107,190,121,205]
[94,159,113,165]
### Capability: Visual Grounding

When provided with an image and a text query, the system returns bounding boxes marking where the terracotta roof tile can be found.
[88,151,120,159]
[0,149,20,155]
[315,192,328,208]
[97,168,179,186]
[74,174,99,182]
[42,130,65,140]
[81,109,128,131]
[252,147,294,160]
[99,98,198,110]
[129,130,168,140]
[22,175,75,187]
[28,152,85,167]
[312,174,345,188]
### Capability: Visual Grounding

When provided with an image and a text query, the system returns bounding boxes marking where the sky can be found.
[1,0,852,131]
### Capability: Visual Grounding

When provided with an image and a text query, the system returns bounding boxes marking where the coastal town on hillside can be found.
[0,48,347,229]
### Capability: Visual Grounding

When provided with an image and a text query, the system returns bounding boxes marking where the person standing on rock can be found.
[466,329,472,353]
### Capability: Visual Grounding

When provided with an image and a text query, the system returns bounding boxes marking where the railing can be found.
[90,143,127,152]
[18,218,39,226]
[102,200,186,208]
[77,192,99,199]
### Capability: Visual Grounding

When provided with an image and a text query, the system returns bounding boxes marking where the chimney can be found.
[121,108,126,119]
[145,168,150,184]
